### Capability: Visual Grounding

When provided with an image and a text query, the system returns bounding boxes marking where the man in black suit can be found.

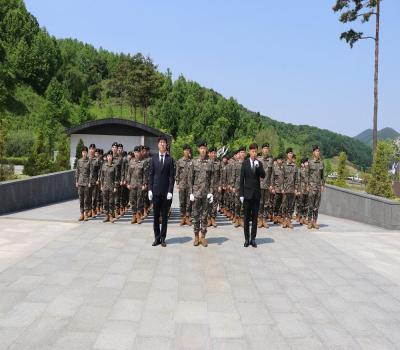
[148,136,175,247]
[239,143,266,247]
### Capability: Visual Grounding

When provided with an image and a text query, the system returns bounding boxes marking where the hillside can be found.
[354,127,400,146]
[0,0,372,171]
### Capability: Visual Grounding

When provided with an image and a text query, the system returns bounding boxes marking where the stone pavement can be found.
[0,195,400,349]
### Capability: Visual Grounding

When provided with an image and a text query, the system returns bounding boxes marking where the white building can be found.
[67,118,172,168]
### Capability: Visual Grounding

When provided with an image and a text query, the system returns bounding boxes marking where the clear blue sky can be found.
[25,0,399,137]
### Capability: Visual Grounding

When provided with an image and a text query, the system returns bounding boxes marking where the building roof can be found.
[67,118,171,139]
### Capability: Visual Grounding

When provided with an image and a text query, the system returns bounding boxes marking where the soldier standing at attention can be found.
[88,144,100,218]
[281,148,298,229]
[176,144,192,226]
[307,145,325,229]
[141,146,151,218]
[270,154,285,225]
[127,146,146,224]
[95,149,104,214]
[233,146,246,228]
[100,151,117,223]
[208,146,221,228]
[257,143,273,228]
[75,146,92,221]
[297,157,309,225]
[189,141,213,247]
[121,151,129,213]
[220,154,229,216]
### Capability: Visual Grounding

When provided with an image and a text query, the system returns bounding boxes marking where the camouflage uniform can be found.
[307,158,324,222]
[127,158,146,215]
[89,156,101,212]
[258,155,273,220]
[208,159,221,219]
[176,157,192,218]
[75,158,92,214]
[112,154,123,212]
[281,161,298,220]
[226,159,234,215]
[271,163,285,218]
[297,166,309,219]
[100,162,117,215]
[121,155,129,209]
[96,156,104,210]
[220,161,228,211]
[232,159,243,220]
[189,157,212,235]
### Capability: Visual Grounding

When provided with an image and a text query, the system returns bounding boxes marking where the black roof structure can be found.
[67,118,171,140]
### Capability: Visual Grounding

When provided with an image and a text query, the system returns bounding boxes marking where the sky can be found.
[24,0,399,137]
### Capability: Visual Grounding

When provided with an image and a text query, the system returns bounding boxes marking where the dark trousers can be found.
[153,194,170,242]
[243,196,260,242]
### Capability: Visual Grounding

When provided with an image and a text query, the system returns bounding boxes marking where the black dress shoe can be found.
[160,239,167,247]
[152,239,160,246]
[244,241,249,247]
[251,240,257,248]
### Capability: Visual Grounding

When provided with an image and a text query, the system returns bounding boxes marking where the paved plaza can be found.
[0,194,400,349]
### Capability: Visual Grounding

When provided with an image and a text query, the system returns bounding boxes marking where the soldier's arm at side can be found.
[258,161,266,178]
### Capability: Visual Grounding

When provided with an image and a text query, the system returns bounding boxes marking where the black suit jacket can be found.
[239,158,266,200]
[149,153,175,196]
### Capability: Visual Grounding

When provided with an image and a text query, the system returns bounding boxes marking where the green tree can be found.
[335,151,349,187]
[324,159,333,179]
[74,138,84,168]
[333,0,381,153]
[366,141,394,198]
[55,135,70,171]
[255,127,279,155]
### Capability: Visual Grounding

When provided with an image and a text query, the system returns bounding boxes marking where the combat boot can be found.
[103,214,110,223]
[287,220,294,229]
[313,221,320,229]
[193,232,200,246]
[78,213,84,221]
[257,216,263,228]
[137,213,143,224]
[180,216,185,226]
[200,234,208,247]
[212,217,217,228]
[239,218,244,227]
[307,221,313,229]
[131,213,137,224]
[262,218,269,229]
[207,218,212,227]
[234,217,240,228]
[84,211,89,221]
[282,218,288,228]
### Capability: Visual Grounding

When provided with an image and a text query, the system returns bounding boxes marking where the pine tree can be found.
[74,138,84,168]
[366,141,394,198]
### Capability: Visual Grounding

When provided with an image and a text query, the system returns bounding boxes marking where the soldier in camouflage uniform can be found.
[189,140,213,247]
[111,142,123,219]
[127,146,146,224]
[307,145,324,229]
[176,144,192,226]
[296,157,309,225]
[75,146,92,221]
[121,151,129,213]
[281,148,298,229]
[220,154,229,215]
[207,146,221,228]
[270,154,285,224]
[88,144,101,218]
[224,152,235,220]
[141,146,151,218]
[232,146,246,228]
[100,151,118,223]
[95,149,104,214]
[257,143,273,228]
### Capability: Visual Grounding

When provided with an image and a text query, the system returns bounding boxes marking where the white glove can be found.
[254,160,259,168]
[240,196,244,203]
[207,193,213,203]
[190,194,195,202]
[167,192,173,200]
[148,190,153,201]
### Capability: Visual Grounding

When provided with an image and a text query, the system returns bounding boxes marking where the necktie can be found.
[160,155,164,168]
[251,160,255,172]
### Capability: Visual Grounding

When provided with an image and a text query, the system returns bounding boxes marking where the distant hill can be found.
[354,127,400,146]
